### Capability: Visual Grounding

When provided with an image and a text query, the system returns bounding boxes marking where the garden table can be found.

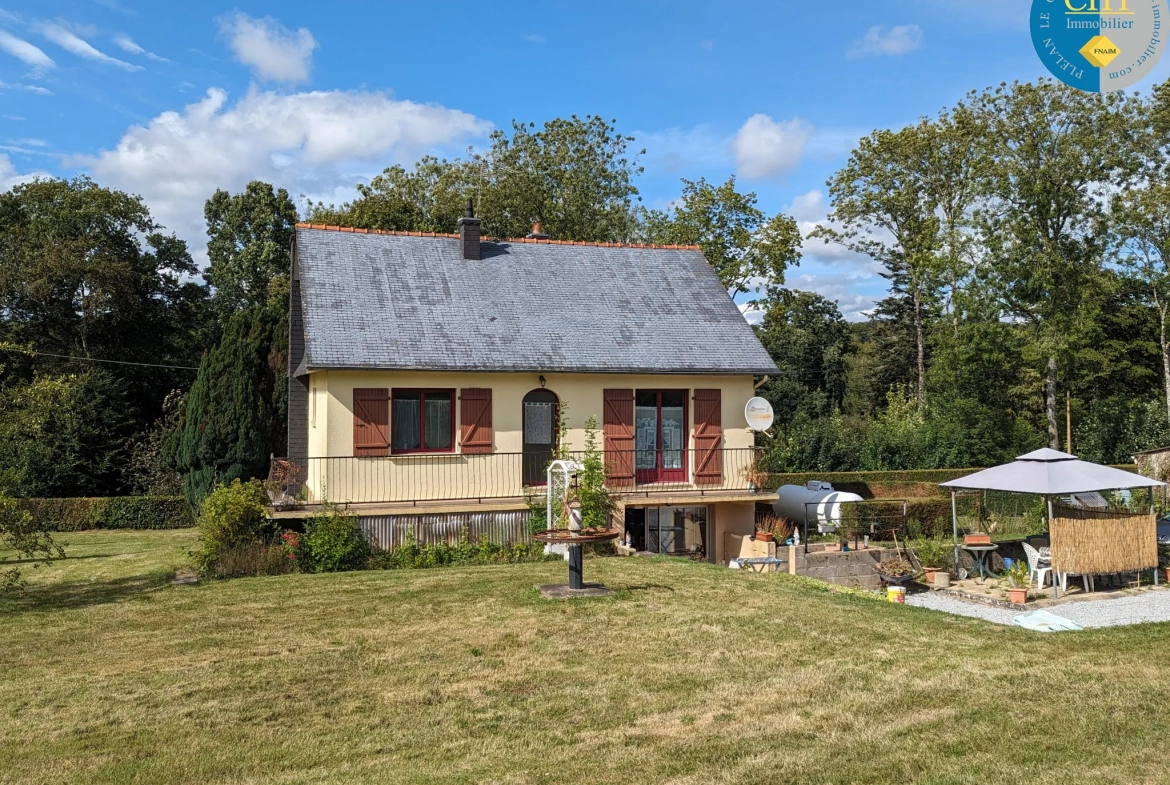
[736,557,786,573]
[962,543,999,581]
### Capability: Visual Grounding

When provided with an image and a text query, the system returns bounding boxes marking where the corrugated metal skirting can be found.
[361,511,532,550]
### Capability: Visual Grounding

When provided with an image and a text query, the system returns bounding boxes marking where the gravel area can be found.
[905,588,1170,629]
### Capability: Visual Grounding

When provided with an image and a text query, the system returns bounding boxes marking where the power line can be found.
[2,348,199,371]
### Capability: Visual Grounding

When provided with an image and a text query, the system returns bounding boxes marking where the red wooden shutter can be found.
[693,389,723,484]
[460,388,493,454]
[603,389,635,487]
[353,388,389,456]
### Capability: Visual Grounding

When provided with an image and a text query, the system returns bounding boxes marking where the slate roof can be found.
[294,226,778,375]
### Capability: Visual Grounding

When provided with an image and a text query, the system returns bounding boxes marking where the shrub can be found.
[909,537,954,570]
[577,415,616,530]
[302,508,369,573]
[205,530,301,579]
[1,488,64,591]
[368,529,552,570]
[17,496,194,531]
[194,479,270,574]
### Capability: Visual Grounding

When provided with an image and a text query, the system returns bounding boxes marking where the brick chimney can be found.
[458,198,481,260]
[526,220,549,240]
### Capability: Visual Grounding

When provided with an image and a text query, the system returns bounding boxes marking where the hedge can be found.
[17,496,195,532]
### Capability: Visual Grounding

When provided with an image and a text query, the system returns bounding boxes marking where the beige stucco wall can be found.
[712,502,756,565]
[300,370,758,504]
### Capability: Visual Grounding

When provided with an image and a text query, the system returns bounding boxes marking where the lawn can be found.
[3,530,1170,785]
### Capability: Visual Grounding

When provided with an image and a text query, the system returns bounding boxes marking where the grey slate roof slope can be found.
[295,228,778,375]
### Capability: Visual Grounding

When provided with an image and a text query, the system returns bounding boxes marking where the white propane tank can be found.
[774,481,864,534]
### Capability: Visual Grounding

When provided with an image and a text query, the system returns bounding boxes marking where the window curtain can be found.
[425,395,452,450]
[393,397,421,451]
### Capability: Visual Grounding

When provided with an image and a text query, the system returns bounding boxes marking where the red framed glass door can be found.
[634,390,687,484]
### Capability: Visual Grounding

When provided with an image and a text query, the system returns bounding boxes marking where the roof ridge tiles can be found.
[294,222,699,250]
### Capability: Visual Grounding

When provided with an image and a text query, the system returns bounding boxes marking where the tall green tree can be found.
[306,157,472,233]
[642,176,802,296]
[755,289,853,423]
[974,79,1142,448]
[815,123,944,406]
[204,181,298,316]
[173,305,285,511]
[308,115,644,242]
[0,369,133,497]
[475,116,644,241]
[0,177,208,424]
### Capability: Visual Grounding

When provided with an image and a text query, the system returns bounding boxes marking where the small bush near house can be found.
[301,508,369,573]
[194,479,270,574]
[369,529,553,570]
[206,529,302,579]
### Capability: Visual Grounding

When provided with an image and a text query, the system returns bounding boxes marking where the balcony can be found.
[272,448,772,515]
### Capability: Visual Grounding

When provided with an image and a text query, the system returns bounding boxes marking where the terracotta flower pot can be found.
[1164,567,1170,583]
[964,534,992,546]
[755,532,774,542]
[1008,587,1028,605]
[924,567,939,584]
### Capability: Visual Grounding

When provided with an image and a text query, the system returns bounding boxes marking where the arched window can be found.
[522,389,559,486]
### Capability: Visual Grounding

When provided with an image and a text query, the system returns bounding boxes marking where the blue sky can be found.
[1,0,1166,320]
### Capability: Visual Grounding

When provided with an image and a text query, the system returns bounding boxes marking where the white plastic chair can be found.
[1022,542,1051,589]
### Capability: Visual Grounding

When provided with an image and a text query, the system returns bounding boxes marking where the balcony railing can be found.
[275,448,764,507]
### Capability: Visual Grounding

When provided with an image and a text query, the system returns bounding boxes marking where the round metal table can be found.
[961,543,999,581]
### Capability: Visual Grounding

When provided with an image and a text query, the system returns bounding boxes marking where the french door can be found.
[646,506,708,557]
[635,390,687,484]
[522,389,558,486]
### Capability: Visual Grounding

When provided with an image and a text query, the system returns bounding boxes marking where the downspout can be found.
[754,375,770,390]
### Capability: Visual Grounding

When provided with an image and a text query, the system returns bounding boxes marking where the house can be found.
[284,204,779,564]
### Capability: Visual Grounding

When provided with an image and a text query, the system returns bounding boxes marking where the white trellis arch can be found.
[545,460,582,557]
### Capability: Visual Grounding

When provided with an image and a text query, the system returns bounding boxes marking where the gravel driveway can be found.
[905,588,1170,629]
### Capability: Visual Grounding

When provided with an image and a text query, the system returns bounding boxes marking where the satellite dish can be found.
[744,397,774,432]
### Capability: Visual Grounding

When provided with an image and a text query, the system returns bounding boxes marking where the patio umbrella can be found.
[940,449,1165,597]
[940,448,1164,495]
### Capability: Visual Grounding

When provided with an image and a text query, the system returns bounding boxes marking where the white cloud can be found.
[0,153,51,191]
[113,33,168,62]
[218,13,317,83]
[788,272,878,322]
[0,29,54,69]
[523,34,546,44]
[847,25,924,59]
[785,189,886,271]
[78,87,491,259]
[0,80,52,95]
[738,302,765,326]
[730,114,813,180]
[640,124,728,174]
[40,22,141,71]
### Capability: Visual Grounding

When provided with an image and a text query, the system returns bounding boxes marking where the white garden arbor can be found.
[940,449,1165,598]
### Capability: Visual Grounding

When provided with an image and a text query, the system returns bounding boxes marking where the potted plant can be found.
[911,537,953,585]
[744,462,770,492]
[1004,560,1031,605]
[876,557,914,585]
[754,514,792,544]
